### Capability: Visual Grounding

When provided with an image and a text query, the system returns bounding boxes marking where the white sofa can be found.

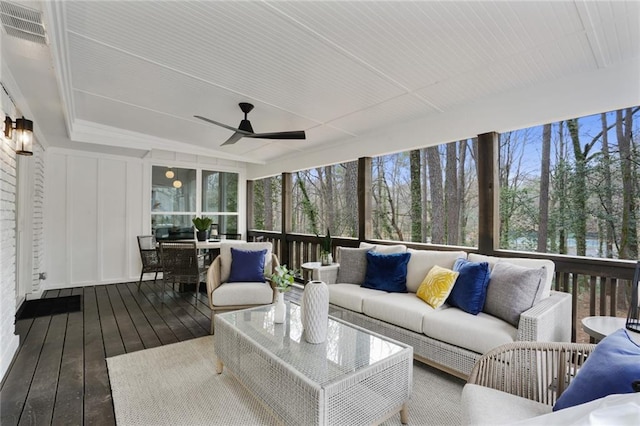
[315,244,572,379]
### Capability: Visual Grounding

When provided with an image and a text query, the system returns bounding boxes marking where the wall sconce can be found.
[4,115,34,156]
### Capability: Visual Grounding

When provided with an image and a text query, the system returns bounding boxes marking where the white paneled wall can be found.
[0,91,19,381]
[31,142,44,293]
[45,150,145,288]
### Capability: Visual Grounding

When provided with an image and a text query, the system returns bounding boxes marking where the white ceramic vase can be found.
[274,291,286,324]
[320,252,333,266]
[301,280,329,344]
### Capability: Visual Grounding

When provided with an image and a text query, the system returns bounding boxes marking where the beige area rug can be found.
[107,336,464,425]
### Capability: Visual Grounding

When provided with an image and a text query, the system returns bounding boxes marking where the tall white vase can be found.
[274,291,286,324]
[301,280,329,344]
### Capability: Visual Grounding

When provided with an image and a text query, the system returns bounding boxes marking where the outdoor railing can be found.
[247,230,637,343]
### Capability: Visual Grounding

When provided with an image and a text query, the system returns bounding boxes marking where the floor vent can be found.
[0,0,46,45]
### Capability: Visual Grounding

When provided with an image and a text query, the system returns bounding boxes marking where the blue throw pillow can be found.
[553,328,640,411]
[227,248,267,283]
[447,258,491,315]
[361,251,411,293]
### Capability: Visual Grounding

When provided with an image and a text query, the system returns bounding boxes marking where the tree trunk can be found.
[324,165,334,232]
[600,113,614,258]
[427,146,445,244]
[537,123,551,252]
[445,141,459,245]
[458,140,467,245]
[618,109,638,259]
[567,119,587,256]
[410,150,422,242]
[345,161,358,238]
[264,177,273,230]
[421,149,429,242]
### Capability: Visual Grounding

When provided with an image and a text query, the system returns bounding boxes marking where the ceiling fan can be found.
[194,102,306,146]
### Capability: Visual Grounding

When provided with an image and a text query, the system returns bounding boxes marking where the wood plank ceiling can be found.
[6,1,640,168]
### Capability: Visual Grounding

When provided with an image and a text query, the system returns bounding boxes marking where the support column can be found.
[281,172,292,264]
[358,157,372,242]
[477,132,499,255]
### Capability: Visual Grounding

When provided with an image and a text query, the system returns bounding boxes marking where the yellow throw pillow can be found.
[416,265,459,308]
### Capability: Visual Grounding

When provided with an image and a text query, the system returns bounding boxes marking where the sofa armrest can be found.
[517,290,572,342]
[313,264,340,284]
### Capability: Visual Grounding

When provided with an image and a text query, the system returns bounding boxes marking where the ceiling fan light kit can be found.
[195,102,306,146]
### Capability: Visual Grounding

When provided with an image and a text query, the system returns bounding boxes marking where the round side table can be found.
[581,316,627,342]
[300,262,338,283]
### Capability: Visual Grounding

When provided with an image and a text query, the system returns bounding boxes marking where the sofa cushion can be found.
[422,307,517,354]
[468,254,555,300]
[447,258,491,315]
[462,384,552,425]
[220,241,271,283]
[359,242,407,253]
[212,281,274,306]
[406,249,467,293]
[336,247,370,285]
[361,251,411,293]
[227,248,267,283]
[553,328,640,411]
[328,283,386,313]
[483,262,546,327]
[416,265,459,309]
[363,292,437,333]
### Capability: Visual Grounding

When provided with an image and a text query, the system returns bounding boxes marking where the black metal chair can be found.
[159,241,207,305]
[137,235,162,291]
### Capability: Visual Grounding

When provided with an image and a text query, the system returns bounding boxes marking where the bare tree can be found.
[458,140,467,245]
[445,141,459,244]
[410,149,422,242]
[264,177,273,230]
[618,108,638,259]
[537,124,551,252]
[427,146,445,243]
[345,161,358,237]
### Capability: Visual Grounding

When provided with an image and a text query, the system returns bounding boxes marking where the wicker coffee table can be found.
[214,302,413,425]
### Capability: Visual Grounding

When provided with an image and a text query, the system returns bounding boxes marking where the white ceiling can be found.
[2,0,639,178]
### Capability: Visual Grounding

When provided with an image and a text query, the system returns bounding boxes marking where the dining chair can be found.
[159,241,207,305]
[137,235,162,291]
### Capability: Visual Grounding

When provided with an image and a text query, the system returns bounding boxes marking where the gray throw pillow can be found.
[483,262,546,327]
[336,247,371,285]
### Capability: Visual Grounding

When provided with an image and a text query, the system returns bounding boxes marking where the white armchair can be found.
[206,241,278,334]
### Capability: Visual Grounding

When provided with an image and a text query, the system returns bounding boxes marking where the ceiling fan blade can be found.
[247,130,306,140]
[194,115,251,135]
[221,132,245,146]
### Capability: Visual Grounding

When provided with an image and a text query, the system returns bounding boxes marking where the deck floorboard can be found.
[0,281,303,426]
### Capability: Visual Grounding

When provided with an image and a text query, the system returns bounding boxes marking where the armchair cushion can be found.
[359,242,407,254]
[553,328,640,411]
[212,281,274,306]
[220,242,272,283]
[228,248,267,283]
[362,251,411,293]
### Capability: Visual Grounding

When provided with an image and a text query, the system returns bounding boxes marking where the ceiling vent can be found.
[0,1,46,45]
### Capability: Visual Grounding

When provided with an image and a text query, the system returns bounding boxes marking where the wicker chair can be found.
[206,242,278,334]
[137,235,162,291]
[159,241,207,305]
[463,341,597,424]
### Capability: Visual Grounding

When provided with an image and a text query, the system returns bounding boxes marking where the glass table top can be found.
[217,302,407,385]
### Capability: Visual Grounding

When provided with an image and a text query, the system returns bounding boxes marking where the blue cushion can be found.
[227,248,267,283]
[361,251,411,293]
[553,328,640,411]
[447,258,491,315]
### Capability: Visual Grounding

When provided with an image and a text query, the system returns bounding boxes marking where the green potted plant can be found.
[316,228,333,265]
[267,264,297,323]
[192,216,213,241]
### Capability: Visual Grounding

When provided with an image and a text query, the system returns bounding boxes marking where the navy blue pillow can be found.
[447,258,491,315]
[361,251,411,293]
[227,248,267,283]
[553,328,640,411]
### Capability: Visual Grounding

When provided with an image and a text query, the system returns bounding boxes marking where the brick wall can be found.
[0,88,19,380]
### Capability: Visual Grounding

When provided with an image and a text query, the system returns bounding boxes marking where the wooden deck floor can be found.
[0,281,302,426]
